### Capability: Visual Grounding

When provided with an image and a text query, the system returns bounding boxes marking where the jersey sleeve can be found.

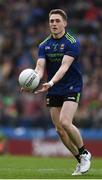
[38,44,46,59]
[65,40,80,58]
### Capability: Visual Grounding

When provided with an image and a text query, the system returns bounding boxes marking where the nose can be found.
[52,21,57,25]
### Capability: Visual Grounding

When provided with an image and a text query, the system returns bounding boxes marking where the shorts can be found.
[46,92,81,107]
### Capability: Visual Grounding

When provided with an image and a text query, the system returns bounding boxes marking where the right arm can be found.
[35,41,46,80]
[34,58,46,80]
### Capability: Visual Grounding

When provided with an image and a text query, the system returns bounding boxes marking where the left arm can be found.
[51,55,74,84]
[35,55,74,93]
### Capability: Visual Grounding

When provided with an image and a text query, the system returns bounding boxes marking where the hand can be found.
[34,82,51,94]
[20,87,32,93]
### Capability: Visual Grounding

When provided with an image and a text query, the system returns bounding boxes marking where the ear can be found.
[64,20,67,27]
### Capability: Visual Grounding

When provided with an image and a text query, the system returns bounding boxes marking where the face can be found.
[49,14,67,37]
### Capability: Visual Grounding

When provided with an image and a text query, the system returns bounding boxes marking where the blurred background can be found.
[0,0,102,157]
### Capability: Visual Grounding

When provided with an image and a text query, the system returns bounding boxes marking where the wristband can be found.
[49,80,54,87]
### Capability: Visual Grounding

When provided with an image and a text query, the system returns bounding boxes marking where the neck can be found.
[52,30,65,39]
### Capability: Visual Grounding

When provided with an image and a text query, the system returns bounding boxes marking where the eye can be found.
[50,19,54,23]
[50,19,61,23]
[56,19,60,23]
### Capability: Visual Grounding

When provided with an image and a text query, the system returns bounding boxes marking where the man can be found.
[23,9,91,175]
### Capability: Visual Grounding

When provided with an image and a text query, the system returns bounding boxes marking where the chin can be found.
[52,31,59,35]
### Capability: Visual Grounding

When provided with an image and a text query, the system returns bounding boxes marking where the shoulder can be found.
[64,32,80,46]
[64,32,80,56]
[39,35,52,47]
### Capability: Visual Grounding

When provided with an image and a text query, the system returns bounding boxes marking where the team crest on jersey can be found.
[60,44,65,50]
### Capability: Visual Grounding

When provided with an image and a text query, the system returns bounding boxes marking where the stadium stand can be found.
[0,0,102,132]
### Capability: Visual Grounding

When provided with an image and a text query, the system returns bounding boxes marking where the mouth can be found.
[52,28,58,31]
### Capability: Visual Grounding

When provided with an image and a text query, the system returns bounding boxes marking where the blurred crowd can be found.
[0,0,102,129]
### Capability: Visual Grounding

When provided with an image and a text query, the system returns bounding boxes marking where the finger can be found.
[20,87,24,92]
[34,88,45,94]
[20,87,31,93]
[34,90,42,94]
[34,91,39,94]
[42,83,48,86]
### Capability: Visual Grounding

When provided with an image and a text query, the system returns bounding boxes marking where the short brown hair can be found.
[49,9,67,21]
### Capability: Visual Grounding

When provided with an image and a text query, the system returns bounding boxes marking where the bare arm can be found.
[34,58,46,80]
[51,55,74,84]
